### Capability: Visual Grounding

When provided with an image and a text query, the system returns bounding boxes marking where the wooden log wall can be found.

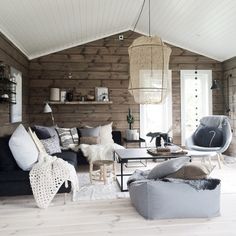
[29,31,223,145]
[0,33,29,136]
[223,57,236,155]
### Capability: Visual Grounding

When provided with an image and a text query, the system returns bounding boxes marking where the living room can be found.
[1,0,236,235]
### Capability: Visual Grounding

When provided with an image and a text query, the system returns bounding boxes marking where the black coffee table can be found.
[114,148,187,192]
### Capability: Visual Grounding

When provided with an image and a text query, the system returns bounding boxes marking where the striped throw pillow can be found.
[56,127,79,150]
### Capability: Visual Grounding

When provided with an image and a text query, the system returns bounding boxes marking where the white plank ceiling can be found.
[0,0,236,61]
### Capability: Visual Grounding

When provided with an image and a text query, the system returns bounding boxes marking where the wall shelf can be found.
[48,101,113,105]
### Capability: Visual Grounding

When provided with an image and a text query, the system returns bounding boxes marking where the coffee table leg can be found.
[121,162,124,191]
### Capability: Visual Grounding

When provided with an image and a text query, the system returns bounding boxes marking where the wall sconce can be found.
[211,74,232,114]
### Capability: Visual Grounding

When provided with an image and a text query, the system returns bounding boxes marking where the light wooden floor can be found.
[1,158,236,236]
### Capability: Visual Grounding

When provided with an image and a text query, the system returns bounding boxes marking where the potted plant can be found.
[127,108,134,130]
[126,108,138,140]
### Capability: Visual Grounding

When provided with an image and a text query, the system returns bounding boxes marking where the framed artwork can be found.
[10,67,22,123]
[60,89,67,102]
[95,87,109,102]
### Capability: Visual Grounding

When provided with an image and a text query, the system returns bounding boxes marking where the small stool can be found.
[89,160,116,184]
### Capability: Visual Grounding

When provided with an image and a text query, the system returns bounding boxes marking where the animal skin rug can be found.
[71,143,124,162]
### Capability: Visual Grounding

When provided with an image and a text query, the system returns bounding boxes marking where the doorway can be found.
[180,70,212,145]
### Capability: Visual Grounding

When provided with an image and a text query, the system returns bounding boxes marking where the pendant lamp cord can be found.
[127,0,146,38]
[148,0,151,37]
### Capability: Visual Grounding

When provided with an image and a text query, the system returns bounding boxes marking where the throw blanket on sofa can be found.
[29,153,79,209]
[71,143,124,162]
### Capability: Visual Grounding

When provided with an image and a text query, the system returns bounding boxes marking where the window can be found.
[140,74,172,147]
[180,70,212,145]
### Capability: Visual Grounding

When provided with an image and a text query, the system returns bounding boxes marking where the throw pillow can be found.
[9,124,39,171]
[194,126,223,147]
[28,128,47,154]
[80,136,100,145]
[147,156,190,180]
[56,127,79,150]
[166,163,214,180]
[32,126,51,139]
[79,126,100,137]
[34,125,60,143]
[100,122,114,144]
[40,136,62,155]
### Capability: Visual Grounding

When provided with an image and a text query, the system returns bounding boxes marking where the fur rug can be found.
[75,173,129,201]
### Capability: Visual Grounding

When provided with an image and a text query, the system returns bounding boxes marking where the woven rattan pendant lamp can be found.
[128,0,172,104]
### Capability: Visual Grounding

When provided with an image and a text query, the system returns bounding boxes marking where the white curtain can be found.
[140,76,172,147]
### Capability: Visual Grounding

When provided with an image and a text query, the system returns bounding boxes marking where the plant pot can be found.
[125,129,139,140]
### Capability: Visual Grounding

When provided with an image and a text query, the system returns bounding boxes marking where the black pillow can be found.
[0,136,19,171]
[32,126,51,139]
[194,126,223,147]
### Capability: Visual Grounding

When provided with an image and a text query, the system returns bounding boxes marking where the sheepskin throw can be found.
[72,143,124,162]
[30,153,79,209]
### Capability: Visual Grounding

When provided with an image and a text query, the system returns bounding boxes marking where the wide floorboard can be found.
[1,158,236,236]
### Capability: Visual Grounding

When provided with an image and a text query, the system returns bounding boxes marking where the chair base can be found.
[188,151,222,169]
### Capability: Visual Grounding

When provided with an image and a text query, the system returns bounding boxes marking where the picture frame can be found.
[60,89,67,102]
[95,87,109,102]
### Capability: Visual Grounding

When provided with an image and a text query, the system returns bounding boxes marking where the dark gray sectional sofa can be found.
[0,130,121,196]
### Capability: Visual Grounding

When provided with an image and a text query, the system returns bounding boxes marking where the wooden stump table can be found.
[89,160,116,184]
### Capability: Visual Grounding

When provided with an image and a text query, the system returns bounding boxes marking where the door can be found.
[181,70,212,145]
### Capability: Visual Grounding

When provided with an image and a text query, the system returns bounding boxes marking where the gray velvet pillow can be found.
[79,126,100,137]
[147,156,190,179]
[34,125,60,144]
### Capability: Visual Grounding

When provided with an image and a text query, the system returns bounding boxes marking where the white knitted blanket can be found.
[29,153,79,209]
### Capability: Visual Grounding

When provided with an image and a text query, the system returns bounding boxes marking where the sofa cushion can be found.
[0,136,19,171]
[34,125,60,143]
[28,128,47,154]
[0,170,29,182]
[80,136,100,145]
[166,163,214,180]
[100,122,114,144]
[53,151,77,167]
[40,136,62,155]
[56,127,79,149]
[194,126,223,147]
[147,156,190,179]
[79,126,100,137]
[9,124,39,171]
[32,126,51,139]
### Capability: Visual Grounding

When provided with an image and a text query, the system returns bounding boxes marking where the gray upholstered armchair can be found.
[185,115,232,168]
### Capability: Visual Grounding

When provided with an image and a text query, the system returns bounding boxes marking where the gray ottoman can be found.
[129,178,221,220]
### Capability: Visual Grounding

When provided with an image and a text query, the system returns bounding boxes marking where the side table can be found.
[89,160,116,185]
[123,137,147,167]
[123,137,146,148]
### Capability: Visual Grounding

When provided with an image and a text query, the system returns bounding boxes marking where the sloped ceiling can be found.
[0,0,236,61]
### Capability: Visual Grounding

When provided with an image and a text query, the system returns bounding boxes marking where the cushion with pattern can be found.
[194,126,223,147]
[56,127,79,150]
[40,135,61,155]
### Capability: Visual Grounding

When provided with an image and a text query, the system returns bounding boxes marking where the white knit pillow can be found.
[9,124,38,171]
